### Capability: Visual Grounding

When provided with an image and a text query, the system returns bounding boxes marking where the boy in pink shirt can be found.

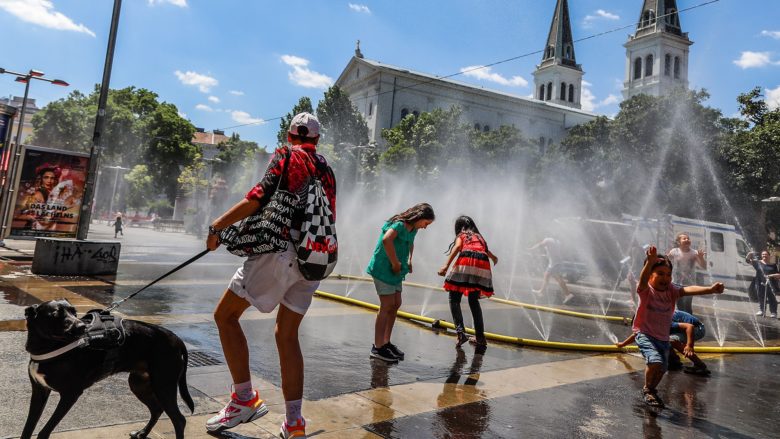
[632,246,723,407]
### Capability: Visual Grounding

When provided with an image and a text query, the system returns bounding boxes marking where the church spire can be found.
[539,0,580,71]
[635,0,684,37]
[533,0,583,109]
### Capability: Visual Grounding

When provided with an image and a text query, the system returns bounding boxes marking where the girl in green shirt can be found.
[366,203,435,362]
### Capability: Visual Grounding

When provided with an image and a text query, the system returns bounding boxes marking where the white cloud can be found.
[348,3,371,13]
[583,9,619,26]
[231,110,265,125]
[229,90,245,96]
[580,81,597,112]
[761,30,780,40]
[733,51,780,69]
[174,70,218,92]
[767,85,780,110]
[178,111,188,119]
[600,94,620,106]
[195,104,213,112]
[208,95,220,103]
[460,65,528,87]
[280,55,334,88]
[148,0,187,7]
[0,0,95,37]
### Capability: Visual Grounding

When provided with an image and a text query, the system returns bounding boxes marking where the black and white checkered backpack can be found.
[295,173,337,281]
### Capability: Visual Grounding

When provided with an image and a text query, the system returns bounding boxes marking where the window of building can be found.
[412,110,419,118]
[565,45,572,59]
[547,45,554,59]
[666,8,679,27]
[546,82,552,100]
[634,57,642,80]
[400,108,409,120]
[547,138,553,147]
[568,84,574,102]
[645,54,654,76]
[674,56,680,79]
[710,232,724,252]
[664,54,671,76]
[641,10,656,27]
[356,68,360,79]
[539,84,545,100]
[560,82,567,101]
[483,125,490,132]
[368,101,373,116]
[475,123,482,131]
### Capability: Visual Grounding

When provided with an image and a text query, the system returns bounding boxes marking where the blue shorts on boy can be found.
[635,332,671,371]
[669,310,706,344]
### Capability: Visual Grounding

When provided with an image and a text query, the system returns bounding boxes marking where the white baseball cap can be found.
[288,112,320,138]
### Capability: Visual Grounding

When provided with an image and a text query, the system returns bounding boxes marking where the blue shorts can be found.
[635,332,671,371]
[373,277,403,296]
[670,324,705,345]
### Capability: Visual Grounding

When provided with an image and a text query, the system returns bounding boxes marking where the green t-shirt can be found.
[366,221,417,285]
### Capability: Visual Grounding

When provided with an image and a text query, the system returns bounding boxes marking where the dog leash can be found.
[105,249,210,312]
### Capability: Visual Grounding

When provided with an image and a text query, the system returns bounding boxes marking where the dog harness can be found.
[29,310,126,362]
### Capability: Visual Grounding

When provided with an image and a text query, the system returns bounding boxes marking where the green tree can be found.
[277,96,313,146]
[316,86,369,147]
[124,164,155,211]
[30,86,197,205]
[213,133,264,197]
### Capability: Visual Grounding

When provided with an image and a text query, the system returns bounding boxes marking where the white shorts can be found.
[228,247,319,315]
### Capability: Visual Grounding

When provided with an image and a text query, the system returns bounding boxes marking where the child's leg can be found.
[535,271,551,293]
[646,363,666,390]
[382,291,402,344]
[448,291,465,333]
[466,291,485,343]
[554,275,572,296]
[375,294,396,347]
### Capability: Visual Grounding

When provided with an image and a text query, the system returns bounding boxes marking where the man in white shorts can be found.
[205,112,336,438]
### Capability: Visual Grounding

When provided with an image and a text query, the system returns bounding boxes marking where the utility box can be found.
[32,238,120,275]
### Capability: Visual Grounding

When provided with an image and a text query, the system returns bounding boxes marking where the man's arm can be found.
[207,198,261,250]
[677,322,696,357]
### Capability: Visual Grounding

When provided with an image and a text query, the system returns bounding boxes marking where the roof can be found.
[341,57,597,117]
[192,131,230,145]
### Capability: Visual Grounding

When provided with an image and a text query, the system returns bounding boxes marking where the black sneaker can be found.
[386,342,405,361]
[668,353,684,371]
[370,344,399,363]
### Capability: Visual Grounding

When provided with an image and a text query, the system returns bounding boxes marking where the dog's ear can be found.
[24,305,38,319]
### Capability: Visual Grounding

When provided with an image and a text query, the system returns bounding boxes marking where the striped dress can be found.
[443,232,494,298]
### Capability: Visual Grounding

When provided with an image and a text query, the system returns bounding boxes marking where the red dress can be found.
[443,232,494,297]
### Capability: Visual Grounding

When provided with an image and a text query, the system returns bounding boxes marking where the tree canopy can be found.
[277,97,313,146]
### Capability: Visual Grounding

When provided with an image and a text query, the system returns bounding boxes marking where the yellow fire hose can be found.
[331,274,632,325]
[314,289,780,354]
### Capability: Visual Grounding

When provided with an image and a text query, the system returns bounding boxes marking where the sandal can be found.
[642,389,664,408]
[456,332,469,347]
[683,365,711,377]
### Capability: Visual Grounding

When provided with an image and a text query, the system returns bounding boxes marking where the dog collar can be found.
[29,338,88,362]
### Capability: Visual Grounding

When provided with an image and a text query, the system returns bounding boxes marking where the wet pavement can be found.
[0,224,779,438]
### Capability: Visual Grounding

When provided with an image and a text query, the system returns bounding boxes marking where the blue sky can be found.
[0,0,778,148]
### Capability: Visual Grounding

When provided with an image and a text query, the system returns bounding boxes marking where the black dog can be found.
[21,300,194,439]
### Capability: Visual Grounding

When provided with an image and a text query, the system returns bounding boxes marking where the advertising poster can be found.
[9,146,89,238]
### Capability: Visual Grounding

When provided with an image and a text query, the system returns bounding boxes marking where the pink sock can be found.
[234,380,254,401]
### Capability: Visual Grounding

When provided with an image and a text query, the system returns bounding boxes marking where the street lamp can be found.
[0,68,69,246]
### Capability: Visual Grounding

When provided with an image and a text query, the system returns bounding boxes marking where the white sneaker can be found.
[205,391,268,432]
[771,313,778,319]
[280,417,306,438]
[756,310,764,317]
[563,294,575,304]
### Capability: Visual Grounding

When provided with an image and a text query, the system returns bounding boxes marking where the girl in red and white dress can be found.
[438,216,498,347]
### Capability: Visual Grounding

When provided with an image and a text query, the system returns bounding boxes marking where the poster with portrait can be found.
[9,146,89,238]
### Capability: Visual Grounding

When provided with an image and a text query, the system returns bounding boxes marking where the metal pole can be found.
[0,78,31,244]
[77,0,122,240]
[108,167,120,220]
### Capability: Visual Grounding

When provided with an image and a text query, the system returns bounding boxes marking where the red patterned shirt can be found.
[245,144,336,227]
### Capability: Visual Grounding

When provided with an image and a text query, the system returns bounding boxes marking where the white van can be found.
[622,214,754,291]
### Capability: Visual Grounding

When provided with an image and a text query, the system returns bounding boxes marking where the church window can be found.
[539,136,546,151]
[483,125,490,132]
[368,101,373,116]
[356,68,360,79]
[664,54,671,76]
[666,8,679,27]
[645,54,654,77]
[546,82,552,100]
[475,123,482,131]
[568,84,574,102]
[547,138,553,147]
[565,45,572,59]
[400,108,409,120]
[412,110,419,118]
[633,58,642,80]
[547,46,555,59]
[560,82,567,101]
[642,10,656,27]
[539,84,545,100]
[674,56,680,79]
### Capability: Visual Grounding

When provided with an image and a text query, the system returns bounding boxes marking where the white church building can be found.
[335,0,689,148]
